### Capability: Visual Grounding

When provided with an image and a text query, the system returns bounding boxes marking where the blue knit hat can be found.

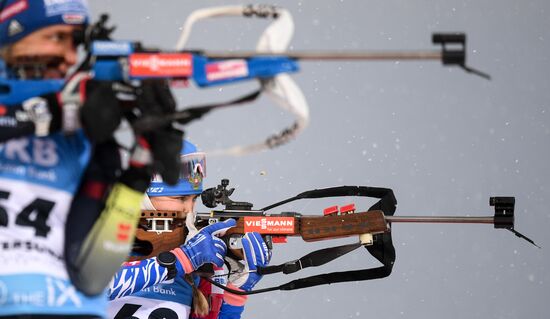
[0,0,89,47]
[146,140,207,197]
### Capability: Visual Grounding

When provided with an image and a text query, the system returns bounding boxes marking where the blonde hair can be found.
[185,274,210,316]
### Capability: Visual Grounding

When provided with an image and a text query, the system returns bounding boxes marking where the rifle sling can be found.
[202,236,395,295]
[201,186,398,295]
[172,88,262,125]
[276,234,395,291]
[261,186,397,212]
[132,88,262,133]
[257,242,363,275]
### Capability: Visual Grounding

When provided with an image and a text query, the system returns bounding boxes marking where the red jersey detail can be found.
[196,266,225,319]
[82,181,107,200]
[122,260,141,267]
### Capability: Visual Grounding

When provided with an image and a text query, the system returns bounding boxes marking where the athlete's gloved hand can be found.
[172,219,236,274]
[81,79,183,190]
[79,80,126,143]
[227,232,271,291]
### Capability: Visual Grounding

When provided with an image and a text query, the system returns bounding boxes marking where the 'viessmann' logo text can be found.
[245,219,293,228]
[243,217,295,234]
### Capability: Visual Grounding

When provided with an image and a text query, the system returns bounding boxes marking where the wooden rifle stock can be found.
[225,210,389,241]
[128,209,390,262]
[127,210,188,262]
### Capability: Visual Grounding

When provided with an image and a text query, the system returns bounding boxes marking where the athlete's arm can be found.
[108,257,172,300]
[64,138,154,296]
[107,220,236,300]
[63,79,186,296]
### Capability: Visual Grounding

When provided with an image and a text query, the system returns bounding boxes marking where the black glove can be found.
[79,81,125,144]
[132,80,183,186]
[80,79,182,187]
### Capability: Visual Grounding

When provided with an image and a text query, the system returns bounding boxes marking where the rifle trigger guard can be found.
[282,259,303,274]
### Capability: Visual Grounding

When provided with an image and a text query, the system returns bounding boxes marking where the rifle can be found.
[131,179,538,295]
[1,4,490,155]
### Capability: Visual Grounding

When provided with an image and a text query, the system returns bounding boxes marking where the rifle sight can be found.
[201,179,254,210]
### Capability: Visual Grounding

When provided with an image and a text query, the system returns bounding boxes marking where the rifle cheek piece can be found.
[490,196,515,230]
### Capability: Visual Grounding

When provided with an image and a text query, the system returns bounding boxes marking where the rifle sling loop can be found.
[200,234,395,296]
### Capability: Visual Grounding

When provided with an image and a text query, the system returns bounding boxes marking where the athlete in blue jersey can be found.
[108,140,271,319]
[0,1,183,318]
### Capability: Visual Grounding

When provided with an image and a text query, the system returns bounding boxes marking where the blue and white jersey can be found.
[108,277,194,319]
[108,258,195,319]
[0,132,106,317]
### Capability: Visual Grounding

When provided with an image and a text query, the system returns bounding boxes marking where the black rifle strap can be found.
[261,185,396,212]
[171,88,262,125]
[257,242,363,275]
[131,88,262,134]
[277,232,395,291]
[202,232,395,295]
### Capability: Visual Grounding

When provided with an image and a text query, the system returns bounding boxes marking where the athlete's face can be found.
[7,24,80,79]
[150,194,198,213]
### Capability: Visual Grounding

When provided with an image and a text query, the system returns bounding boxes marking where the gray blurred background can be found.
[90,1,550,318]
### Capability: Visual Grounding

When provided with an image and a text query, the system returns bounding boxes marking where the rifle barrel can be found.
[385,216,494,224]
[203,50,443,61]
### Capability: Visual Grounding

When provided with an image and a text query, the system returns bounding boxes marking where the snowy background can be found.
[90,1,549,318]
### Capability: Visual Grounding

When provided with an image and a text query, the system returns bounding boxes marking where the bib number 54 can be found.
[0,190,55,237]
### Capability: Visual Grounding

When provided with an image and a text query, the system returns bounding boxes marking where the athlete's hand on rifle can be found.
[172,219,237,274]
[227,232,272,291]
[79,80,126,143]
[104,80,187,191]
